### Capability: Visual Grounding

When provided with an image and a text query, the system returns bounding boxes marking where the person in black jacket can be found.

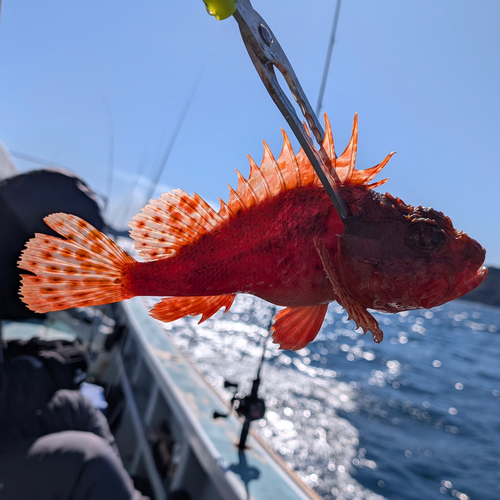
[0,170,148,500]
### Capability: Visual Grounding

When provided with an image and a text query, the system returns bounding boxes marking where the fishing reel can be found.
[213,378,266,450]
[213,320,272,449]
[213,379,266,422]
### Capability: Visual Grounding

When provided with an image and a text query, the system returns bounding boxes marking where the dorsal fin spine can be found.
[228,184,247,212]
[192,192,224,226]
[336,113,358,184]
[348,115,359,174]
[279,130,302,188]
[248,154,272,200]
[218,197,235,220]
[322,114,337,163]
[236,169,258,207]
[364,152,395,184]
[263,141,286,193]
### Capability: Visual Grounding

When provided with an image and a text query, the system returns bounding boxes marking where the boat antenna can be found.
[316,0,342,116]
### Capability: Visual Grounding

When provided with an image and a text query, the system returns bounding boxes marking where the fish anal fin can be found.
[313,237,383,343]
[150,295,236,324]
[271,304,328,351]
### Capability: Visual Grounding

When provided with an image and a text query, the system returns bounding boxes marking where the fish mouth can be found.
[419,265,487,309]
[443,265,488,303]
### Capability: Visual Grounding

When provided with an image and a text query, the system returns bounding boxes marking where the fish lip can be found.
[449,265,488,300]
[463,265,488,288]
[424,265,487,308]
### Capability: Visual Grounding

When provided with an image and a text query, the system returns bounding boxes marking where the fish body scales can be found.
[129,187,342,307]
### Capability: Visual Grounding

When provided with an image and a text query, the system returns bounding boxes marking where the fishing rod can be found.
[316,0,342,116]
[213,308,274,450]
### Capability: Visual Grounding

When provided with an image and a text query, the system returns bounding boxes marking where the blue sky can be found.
[1,0,499,266]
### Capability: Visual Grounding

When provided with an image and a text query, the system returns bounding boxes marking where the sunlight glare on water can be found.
[149,295,500,500]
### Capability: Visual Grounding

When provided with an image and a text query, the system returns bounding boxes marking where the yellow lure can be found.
[202,0,237,21]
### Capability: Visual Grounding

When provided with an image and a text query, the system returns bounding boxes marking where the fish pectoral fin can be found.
[271,304,328,351]
[150,294,236,324]
[313,237,383,343]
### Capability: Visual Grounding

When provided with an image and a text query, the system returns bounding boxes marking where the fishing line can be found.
[114,28,222,226]
[144,48,214,205]
[316,0,342,116]
[109,153,150,228]
[103,96,115,217]
[10,150,69,170]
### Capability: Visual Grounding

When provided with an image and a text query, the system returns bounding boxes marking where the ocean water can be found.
[152,297,500,500]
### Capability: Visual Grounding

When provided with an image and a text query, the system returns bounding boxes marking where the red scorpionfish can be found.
[18,115,487,350]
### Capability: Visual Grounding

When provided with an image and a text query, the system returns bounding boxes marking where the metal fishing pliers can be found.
[202,0,350,221]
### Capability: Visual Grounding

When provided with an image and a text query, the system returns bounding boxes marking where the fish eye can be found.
[406,223,445,252]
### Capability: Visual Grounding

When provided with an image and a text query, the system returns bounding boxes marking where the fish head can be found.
[336,188,487,313]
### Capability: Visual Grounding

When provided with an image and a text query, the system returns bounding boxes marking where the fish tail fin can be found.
[18,213,136,313]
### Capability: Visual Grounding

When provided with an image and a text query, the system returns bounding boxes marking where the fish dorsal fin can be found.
[222,128,321,219]
[324,113,394,190]
[130,115,394,260]
[150,294,236,323]
[221,114,394,221]
[271,304,328,351]
[129,189,224,261]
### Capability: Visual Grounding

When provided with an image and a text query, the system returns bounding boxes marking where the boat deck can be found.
[116,298,320,500]
[2,299,320,500]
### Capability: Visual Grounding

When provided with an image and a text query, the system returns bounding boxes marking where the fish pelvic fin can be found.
[18,213,136,313]
[150,295,236,323]
[130,189,224,262]
[271,304,328,351]
[313,236,383,343]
